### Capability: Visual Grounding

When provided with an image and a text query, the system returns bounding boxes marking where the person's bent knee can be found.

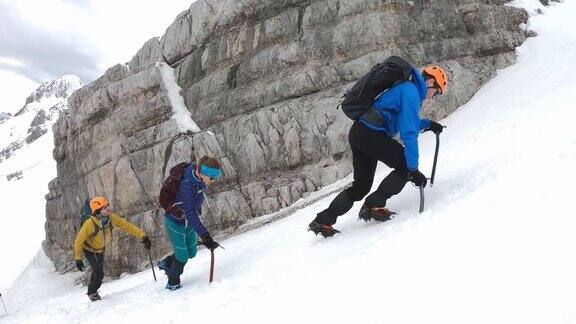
[345,186,371,201]
[174,253,189,265]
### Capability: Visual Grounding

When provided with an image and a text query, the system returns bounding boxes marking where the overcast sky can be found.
[0,0,193,114]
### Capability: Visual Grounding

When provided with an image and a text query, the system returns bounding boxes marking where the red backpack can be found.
[159,162,190,218]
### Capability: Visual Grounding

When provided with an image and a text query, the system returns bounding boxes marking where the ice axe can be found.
[147,249,157,282]
[208,246,225,284]
[0,292,7,316]
[209,250,215,284]
[419,129,444,213]
[419,185,425,214]
[208,244,225,283]
[199,240,224,284]
[430,130,444,187]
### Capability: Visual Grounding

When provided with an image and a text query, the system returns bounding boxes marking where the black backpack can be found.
[340,56,412,122]
[159,162,190,219]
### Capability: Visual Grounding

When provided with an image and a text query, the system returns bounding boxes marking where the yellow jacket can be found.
[74,213,145,260]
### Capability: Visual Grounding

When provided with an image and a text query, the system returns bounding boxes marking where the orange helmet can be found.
[90,197,109,213]
[423,65,448,94]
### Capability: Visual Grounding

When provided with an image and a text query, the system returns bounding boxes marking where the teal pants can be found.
[164,217,197,264]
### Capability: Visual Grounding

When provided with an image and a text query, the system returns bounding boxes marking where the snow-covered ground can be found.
[0,130,56,290]
[2,0,575,322]
[0,75,81,292]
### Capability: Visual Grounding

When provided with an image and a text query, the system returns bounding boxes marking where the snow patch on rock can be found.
[157,62,201,133]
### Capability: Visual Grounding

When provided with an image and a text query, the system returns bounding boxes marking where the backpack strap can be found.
[108,218,113,242]
[86,217,114,243]
[87,218,100,241]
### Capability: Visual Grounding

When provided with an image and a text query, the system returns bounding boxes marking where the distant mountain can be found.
[0,75,82,163]
[0,111,11,125]
[15,75,82,116]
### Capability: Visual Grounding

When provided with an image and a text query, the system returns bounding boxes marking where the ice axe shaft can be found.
[418,129,443,213]
[209,250,215,283]
[419,185,425,213]
[199,241,222,283]
[0,293,7,316]
[430,132,442,187]
[147,250,157,282]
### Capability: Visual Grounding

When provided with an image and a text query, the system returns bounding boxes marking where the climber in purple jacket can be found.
[157,156,222,290]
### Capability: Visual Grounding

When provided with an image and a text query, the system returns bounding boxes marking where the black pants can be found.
[315,122,409,225]
[84,249,105,295]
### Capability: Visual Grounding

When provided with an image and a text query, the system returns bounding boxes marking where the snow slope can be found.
[0,75,82,291]
[2,1,575,323]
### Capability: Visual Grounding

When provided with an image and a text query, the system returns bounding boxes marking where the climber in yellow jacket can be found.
[74,196,152,301]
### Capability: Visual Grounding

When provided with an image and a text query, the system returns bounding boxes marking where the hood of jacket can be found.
[411,67,427,103]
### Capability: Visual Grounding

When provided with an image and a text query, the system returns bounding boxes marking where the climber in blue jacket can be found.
[157,156,222,290]
[309,64,448,237]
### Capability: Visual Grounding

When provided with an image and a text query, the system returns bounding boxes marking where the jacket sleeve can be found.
[398,89,422,171]
[419,118,431,132]
[180,178,208,237]
[110,213,145,240]
[74,221,92,260]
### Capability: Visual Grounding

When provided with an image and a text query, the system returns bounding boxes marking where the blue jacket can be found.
[164,164,208,237]
[359,67,431,171]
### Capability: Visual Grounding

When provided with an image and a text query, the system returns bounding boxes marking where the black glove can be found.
[408,169,428,187]
[200,233,219,251]
[142,236,152,250]
[76,260,84,271]
[426,121,444,134]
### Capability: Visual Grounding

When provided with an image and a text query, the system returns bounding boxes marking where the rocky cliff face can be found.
[44,0,529,276]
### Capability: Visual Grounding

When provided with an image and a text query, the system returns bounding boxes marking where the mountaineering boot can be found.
[165,259,184,291]
[157,259,170,274]
[88,292,102,301]
[157,254,174,276]
[308,221,340,238]
[165,283,182,291]
[358,206,396,222]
